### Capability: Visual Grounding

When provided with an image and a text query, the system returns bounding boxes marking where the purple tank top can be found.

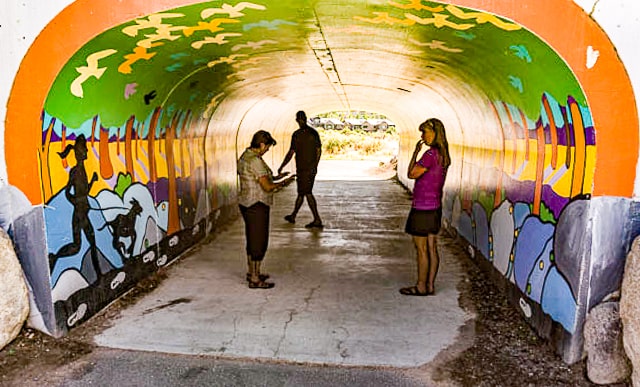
[412,148,447,210]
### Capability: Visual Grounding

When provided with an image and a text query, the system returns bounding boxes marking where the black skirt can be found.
[404,207,442,236]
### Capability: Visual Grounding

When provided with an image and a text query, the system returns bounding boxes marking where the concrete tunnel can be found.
[1,0,640,365]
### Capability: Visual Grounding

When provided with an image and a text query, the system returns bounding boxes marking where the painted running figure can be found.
[49,134,101,279]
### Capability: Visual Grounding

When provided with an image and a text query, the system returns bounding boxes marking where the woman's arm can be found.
[258,174,296,193]
[407,140,427,179]
[273,172,290,181]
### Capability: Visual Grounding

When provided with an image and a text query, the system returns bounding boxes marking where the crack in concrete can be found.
[273,286,319,357]
[219,316,239,353]
[274,309,295,357]
[335,326,351,359]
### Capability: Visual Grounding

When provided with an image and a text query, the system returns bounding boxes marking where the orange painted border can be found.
[6,0,637,204]
[5,0,198,204]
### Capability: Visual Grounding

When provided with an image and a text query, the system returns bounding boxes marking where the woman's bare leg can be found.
[413,235,428,294]
[426,234,440,293]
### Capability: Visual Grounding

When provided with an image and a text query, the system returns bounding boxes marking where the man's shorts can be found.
[296,170,317,195]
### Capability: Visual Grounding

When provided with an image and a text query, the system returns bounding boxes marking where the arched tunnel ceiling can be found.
[6,0,639,203]
[42,1,583,142]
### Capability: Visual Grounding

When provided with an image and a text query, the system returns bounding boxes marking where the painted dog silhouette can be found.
[105,198,143,258]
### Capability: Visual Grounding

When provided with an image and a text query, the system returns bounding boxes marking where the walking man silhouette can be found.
[278,111,323,228]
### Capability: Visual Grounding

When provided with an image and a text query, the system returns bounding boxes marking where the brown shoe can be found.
[246,273,270,282]
[248,280,275,289]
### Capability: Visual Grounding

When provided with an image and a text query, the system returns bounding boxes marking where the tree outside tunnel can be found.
[311,111,399,163]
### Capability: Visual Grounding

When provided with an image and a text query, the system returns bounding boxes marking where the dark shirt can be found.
[290,125,321,172]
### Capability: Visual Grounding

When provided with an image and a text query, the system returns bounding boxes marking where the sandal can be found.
[246,273,270,282]
[248,280,275,289]
[399,286,432,296]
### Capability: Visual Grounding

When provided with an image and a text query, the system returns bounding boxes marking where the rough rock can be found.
[0,227,30,350]
[621,237,640,386]
[584,300,630,384]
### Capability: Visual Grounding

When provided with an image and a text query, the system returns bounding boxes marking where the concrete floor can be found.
[95,165,472,368]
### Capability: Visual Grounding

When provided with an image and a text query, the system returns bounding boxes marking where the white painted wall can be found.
[0,1,74,186]
[1,0,640,195]
[573,0,640,197]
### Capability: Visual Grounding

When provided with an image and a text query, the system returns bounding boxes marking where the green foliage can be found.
[538,202,557,224]
[318,128,398,159]
[114,172,133,198]
[527,202,557,224]
[476,190,495,218]
[316,110,390,120]
[42,3,587,130]
[385,126,397,136]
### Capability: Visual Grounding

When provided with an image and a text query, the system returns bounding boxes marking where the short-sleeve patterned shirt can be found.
[237,148,274,207]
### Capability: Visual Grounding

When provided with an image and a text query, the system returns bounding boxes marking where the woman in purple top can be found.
[400,118,451,296]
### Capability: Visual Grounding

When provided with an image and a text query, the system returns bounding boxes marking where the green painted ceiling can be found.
[43,0,585,144]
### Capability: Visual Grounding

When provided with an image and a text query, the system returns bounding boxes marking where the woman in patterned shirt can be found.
[238,130,295,289]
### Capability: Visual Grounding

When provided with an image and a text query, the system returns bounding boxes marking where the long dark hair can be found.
[420,118,451,169]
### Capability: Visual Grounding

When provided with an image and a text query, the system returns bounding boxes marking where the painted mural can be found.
[4,0,629,359]
[443,93,595,336]
[40,1,300,333]
[353,0,598,347]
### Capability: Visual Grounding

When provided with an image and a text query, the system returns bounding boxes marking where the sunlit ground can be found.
[316,159,397,181]
[316,128,398,180]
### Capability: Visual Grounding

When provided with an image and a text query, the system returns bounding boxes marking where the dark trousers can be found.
[239,202,270,261]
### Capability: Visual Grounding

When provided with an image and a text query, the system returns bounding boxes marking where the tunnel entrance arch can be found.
[3,0,638,365]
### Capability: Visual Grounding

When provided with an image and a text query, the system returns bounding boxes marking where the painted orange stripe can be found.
[166,117,180,234]
[533,121,545,216]
[489,101,505,208]
[542,95,558,169]
[99,126,114,179]
[125,116,134,178]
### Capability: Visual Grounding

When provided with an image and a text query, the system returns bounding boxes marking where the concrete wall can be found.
[1,0,639,364]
